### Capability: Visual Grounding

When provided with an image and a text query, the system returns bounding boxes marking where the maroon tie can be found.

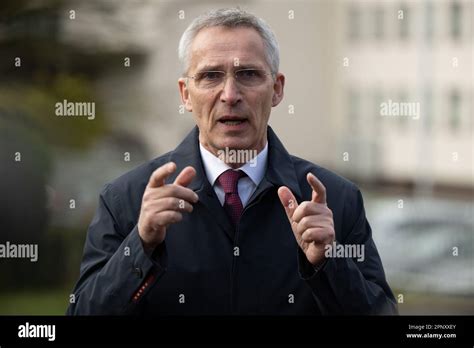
[217,169,246,226]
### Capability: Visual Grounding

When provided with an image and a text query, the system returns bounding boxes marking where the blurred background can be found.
[0,0,472,315]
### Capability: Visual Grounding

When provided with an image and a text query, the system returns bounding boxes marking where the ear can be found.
[271,73,285,107]
[178,78,193,112]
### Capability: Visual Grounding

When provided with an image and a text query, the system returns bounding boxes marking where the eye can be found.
[200,71,223,81]
[237,69,261,79]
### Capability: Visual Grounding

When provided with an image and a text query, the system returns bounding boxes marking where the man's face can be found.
[179,26,285,156]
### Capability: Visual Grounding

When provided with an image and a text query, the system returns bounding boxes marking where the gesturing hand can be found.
[138,162,198,252]
[277,173,335,267]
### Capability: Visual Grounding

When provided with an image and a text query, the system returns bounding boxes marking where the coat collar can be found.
[264,126,302,201]
[165,125,302,241]
[165,125,302,202]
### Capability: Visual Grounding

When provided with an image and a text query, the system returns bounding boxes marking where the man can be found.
[67,8,397,315]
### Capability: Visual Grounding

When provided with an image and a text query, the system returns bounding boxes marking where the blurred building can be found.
[58,0,472,194]
[330,0,472,191]
[2,0,471,229]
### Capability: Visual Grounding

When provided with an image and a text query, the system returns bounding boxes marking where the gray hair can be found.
[178,8,280,75]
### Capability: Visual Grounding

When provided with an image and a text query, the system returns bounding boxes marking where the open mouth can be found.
[218,116,248,126]
[219,120,246,125]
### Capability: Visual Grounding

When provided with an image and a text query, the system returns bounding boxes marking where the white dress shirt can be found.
[199,143,268,207]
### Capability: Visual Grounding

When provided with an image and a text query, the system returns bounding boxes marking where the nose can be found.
[219,75,242,106]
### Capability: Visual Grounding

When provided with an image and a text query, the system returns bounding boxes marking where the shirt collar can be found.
[199,142,268,186]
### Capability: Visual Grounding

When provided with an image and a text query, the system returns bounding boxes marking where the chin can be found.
[217,142,246,150]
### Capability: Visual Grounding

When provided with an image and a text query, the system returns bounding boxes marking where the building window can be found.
[373,89,383,129]
[398,4,410,40]
[424,1,434,42]
[348,5,361,41]
[347,88,360,131]
[449,89,461,131]
[423,88,432,131]
[450,1,462,40]
[374,5,384,40]
[398,90,409,128]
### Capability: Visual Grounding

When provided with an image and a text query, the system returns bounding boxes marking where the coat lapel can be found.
[164,125,303,242]
[247,126,303,206]
[165,127,235,241]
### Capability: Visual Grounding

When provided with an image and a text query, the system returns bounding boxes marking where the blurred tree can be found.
[0,0,108,291]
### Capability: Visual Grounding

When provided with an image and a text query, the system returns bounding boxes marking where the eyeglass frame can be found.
[185,68,276,89]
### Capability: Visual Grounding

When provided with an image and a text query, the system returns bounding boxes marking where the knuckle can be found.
[168,197,178,208]
[173,212,183,222]
[300,216,310,229]
[327,207,333,218]
[299,201,309,211]
[142,207,150,217]
[301,202,314,215]
[142,201,153,213]
[302,230,312,241]
[314,232,326,244]
[142,191,152,202]
[328,228,335,238]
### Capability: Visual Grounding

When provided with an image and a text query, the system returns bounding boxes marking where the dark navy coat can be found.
[67,126,398,315]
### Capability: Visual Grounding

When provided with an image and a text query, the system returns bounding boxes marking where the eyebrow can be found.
[195,64,264,72]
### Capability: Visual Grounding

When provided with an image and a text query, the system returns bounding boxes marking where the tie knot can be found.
[217,169,246,194]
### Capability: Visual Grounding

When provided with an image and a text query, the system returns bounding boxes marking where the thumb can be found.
[277,186,298,222]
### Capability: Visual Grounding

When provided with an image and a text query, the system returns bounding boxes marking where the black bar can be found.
[0,315,472,346]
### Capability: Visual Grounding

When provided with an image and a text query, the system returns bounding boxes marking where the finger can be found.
[153,197,194,214]
[151,210,183,228]
[292,202,330,223]
[174,166,197,187]
[301,227,328,244]
[148,162,177,188]
[151,185,199,203]
[277,186,298,221]
[307,173,327,204]
[296,214,329,235]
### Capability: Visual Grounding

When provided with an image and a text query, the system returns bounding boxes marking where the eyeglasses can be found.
[187,69,273,89]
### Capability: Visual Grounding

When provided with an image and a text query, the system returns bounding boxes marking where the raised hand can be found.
[137,162,198,252]
[277,173,335,267]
